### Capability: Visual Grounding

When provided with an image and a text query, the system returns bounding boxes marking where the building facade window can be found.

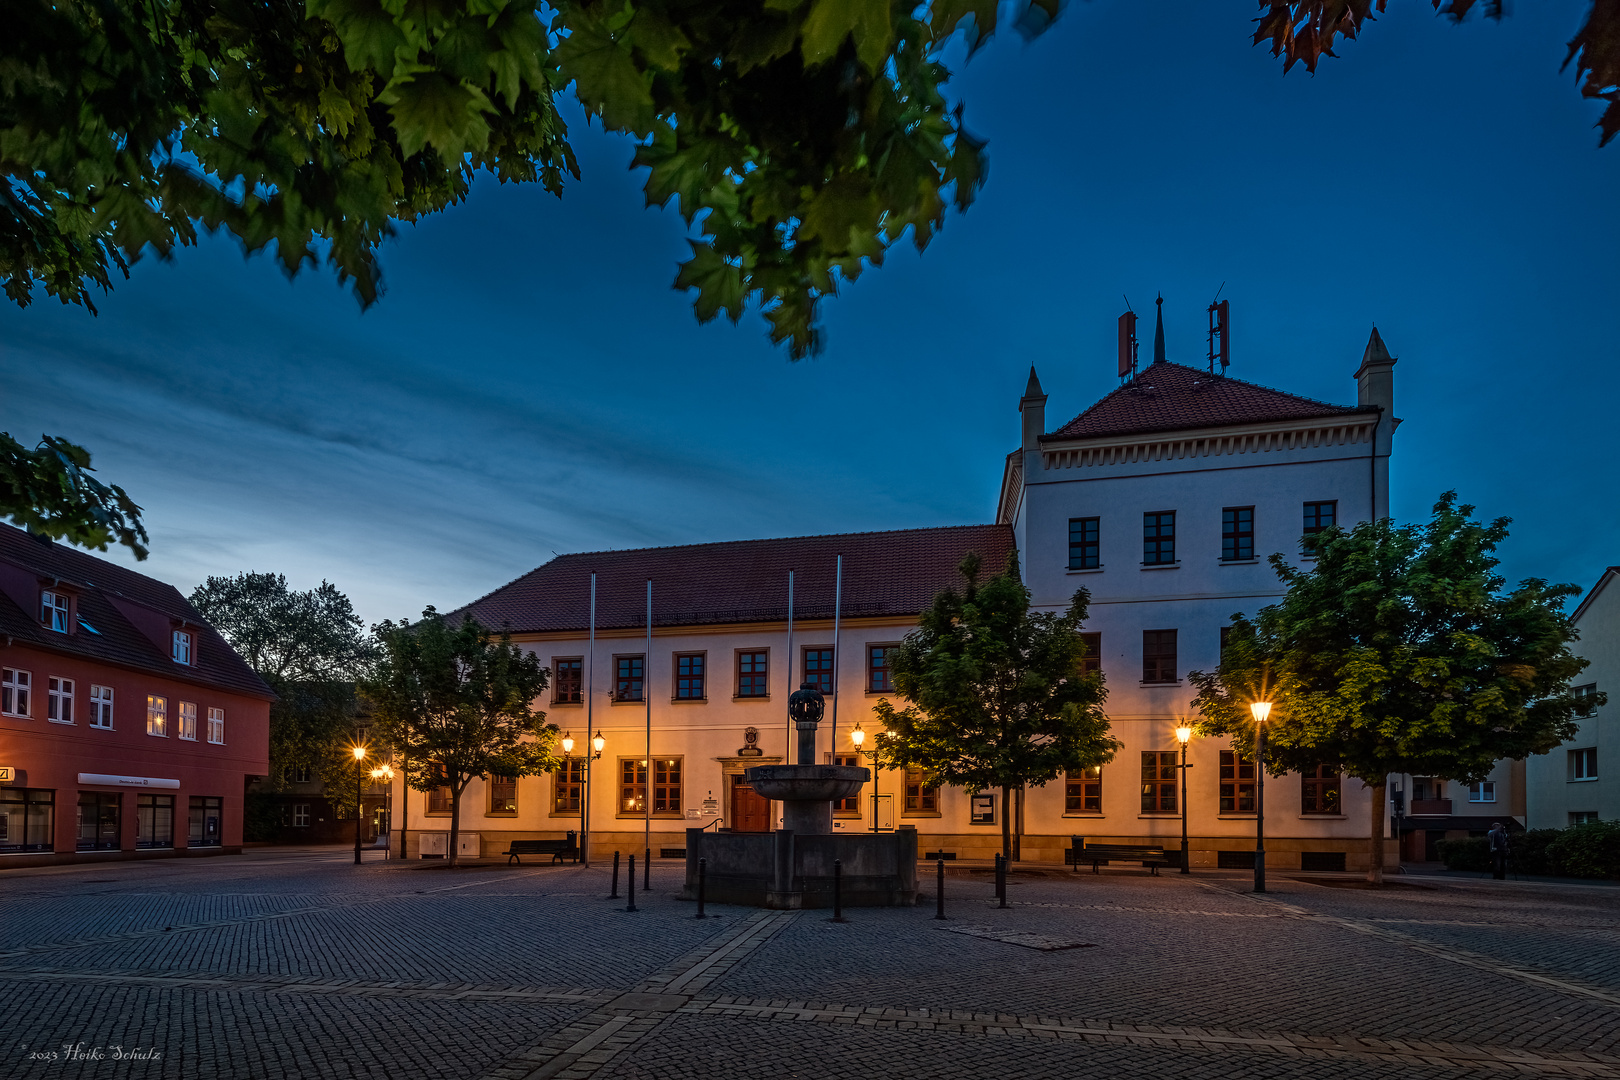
[77,792,120,851]
[47,677,74,723]
[614,655,644,702]
[136,794,174,848]
[675,653,705,700]
[868,646,896,692]
[2,668,31,717]
[619,758,682,815]
[553,759,584,813]
[1573,683,1599,718]
[1303,501,1337,550]
[803,648,834,693]
[1068,517,1100,570]
[1141,752,1178,813]
[1570,811,1599,825]
[1143,511,1176,565]
[1142,630,1177,684]
[737,650,769,698]
[553,658,583,704]
[1080,633,1102,676]
[1066,766,1102,813]
[1468,781,1496,803]
[285,764,311,784]
[178,700,197,741]
[903,770,938,814]
[0,789,55,853]
[1222,507,1254,561]
[172,629,193,664]
[145,695,167,737]
[488,774,517,814]
[291,803,311,827]
[1220,751,1256,813]
[208,707,225,744]
[41,590,70,632]
[1570,747,1598,781]
[1301,765,1341,814]
[188,796,222,847]
[90,685,114,729]
[833,754,861,813]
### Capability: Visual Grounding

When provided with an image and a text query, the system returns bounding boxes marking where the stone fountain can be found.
[680,682,917,909]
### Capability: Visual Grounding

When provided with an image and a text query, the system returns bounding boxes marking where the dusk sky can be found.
[4,1,1616,625]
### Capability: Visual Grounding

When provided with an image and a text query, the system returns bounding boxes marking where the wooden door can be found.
[732,777,772,832]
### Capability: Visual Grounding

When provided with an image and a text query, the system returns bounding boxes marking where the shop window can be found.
[188,796,223,847]
[136,794,174,849]
[0,789,55,852]
[77,792,120,851]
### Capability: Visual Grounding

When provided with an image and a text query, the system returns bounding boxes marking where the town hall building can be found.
[393,323,1411,872]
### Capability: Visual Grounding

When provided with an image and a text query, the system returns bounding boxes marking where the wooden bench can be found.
[1070,838,1172,875]
[505,835,577,865]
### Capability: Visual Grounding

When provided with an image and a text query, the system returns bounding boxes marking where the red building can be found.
[0,525,272,866]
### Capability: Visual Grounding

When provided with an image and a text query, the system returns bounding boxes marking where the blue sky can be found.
[3,1,1615,623]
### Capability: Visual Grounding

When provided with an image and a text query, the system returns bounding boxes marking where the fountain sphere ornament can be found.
[788,681,826,762]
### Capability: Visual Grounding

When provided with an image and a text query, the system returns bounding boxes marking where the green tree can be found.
[873,551,1116,864]
[1189,493,1599,885]
[363,608,557,866]
[2,433,148,558]
[189,572,377,815]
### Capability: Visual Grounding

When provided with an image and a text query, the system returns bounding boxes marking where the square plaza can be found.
[3,849,1619,1079]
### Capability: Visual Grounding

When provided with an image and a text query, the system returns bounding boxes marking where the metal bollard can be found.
[934,857,946,920]
[610,851,620,899]
[645,847,652,890]
[626,854,638,912]
[696,857,708,919]
[831,858,847,923]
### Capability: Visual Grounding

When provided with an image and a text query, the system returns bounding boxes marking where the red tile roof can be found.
[1047,362,1375,441]
[0,524,275,699]
[451,525,1015,634]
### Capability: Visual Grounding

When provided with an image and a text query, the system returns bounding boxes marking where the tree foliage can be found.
[873,550,1116,862]
[362,608,557,865]
[3,0,1060,358]
[190,571,377,812]
[1255,2,1620,145]
[1188,493,1599,882]
[1,433,148,559]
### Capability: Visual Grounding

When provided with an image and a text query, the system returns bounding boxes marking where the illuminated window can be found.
[178,701,197,740]
[146,695,167,737]
[552,759,584,813]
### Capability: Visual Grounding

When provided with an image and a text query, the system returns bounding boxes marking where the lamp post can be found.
[586,730,604,866]
[351,745,367,865]
[1175,725,1194,874]
[850,723,866,828]
[370,763,394,860]
[562,731,577,861]
[1249,701,1271,893]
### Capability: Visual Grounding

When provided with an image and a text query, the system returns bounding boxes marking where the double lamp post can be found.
[1172,697,1270,892]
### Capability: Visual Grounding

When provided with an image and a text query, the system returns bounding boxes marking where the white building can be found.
[392,324,1410,871]
[1525,566,1617,829]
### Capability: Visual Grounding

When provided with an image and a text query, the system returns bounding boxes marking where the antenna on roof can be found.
[1118,296,1139,383]
[1206,283,1229,375]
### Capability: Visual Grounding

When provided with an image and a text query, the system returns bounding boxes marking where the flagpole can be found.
[645,578,652,886]
[785,570,794,764]
[830,553,842,759]
[584,572,595,868]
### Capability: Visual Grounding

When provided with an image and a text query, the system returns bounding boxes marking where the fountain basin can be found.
[743,764,868,803]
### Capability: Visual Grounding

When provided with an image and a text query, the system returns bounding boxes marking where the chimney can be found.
[1356,327,1396,414]
[1020,366,1047,451]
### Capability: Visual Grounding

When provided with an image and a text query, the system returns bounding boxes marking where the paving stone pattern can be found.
[1,851,1618,1078]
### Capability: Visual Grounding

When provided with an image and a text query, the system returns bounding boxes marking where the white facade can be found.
[395,332,1408,870]
[1526,567,1618,828]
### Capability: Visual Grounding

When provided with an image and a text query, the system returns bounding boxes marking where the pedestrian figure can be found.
[1487,821,1509,880]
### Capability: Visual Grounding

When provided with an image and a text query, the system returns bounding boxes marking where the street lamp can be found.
[351,744,367,866]
[583,730,604,866]
[369,763,394,860]
[559,732,577,861]
[849,724,867,830]
[1175,725,1194,874]
[1249,701,1272,893]
[870,725,891,834]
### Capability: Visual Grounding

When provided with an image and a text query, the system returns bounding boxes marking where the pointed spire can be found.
[1023,365,1045,400]
[1362,326,1393,368]
[1153,294,1166,366]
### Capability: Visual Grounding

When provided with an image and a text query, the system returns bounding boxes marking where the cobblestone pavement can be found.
[2,850,1618,1078]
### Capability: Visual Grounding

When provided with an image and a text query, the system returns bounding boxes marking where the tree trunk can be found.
[1367,779,1386,885]
[1001,784,1013,864]
[448,781,462,869]
[1013,786,1024,863]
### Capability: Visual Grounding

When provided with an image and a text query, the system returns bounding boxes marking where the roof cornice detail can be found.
[1038,414,1380,473]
